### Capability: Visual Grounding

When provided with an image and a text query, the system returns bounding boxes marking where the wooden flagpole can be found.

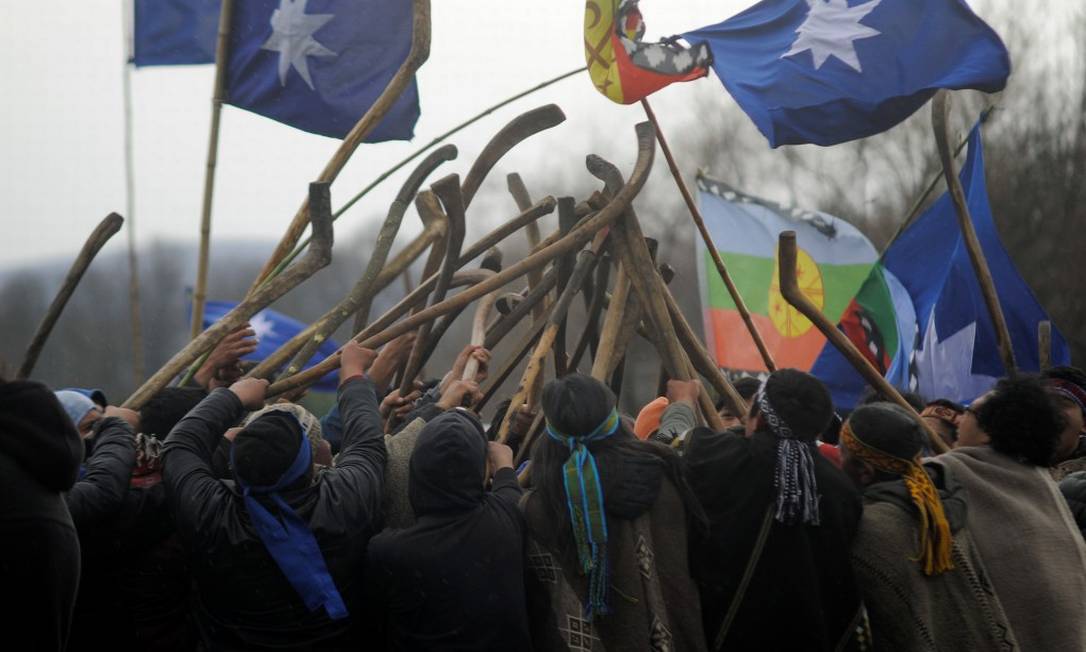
[190,0,236,340]
[640,98,777,372]
[121,0,145,382]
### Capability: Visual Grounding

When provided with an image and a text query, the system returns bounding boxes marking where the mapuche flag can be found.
[696,175,877,373]
[683,0,1009,146]
[132,0,220,67]
[585,0,711,104]
[225,0,419,140]
[811,125,1071,407]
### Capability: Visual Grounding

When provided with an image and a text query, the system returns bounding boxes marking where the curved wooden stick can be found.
[17,213,124,379]
[126,183,334,409]
[266,122,657,398]
[777,231,949,454]
[460,105,566,207]
[932,90,1016,376]
[250,0,432,292]
[507,173,546,321]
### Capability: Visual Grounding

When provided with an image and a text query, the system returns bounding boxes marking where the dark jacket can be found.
[684,427,864,651]
[0,380,84,651]
[163,377,387,650]
[66,416,136,528]
[366,410,531,651]
[1060,471,1086,541]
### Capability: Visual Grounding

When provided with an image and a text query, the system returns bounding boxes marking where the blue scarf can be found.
[545,409,621,620]
[230,427,348,621]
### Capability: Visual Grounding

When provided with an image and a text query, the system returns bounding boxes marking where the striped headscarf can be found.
[841,420,954,575]
[756,380,820,526]
[545,408,621,620]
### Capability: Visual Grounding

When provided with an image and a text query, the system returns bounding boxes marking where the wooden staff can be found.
[190,0,236,340]
[282,147,454,378]
[17,214,124,379]
[497,233,606,443]
[477,314,550,412]
[569,254,611,371]
[484,269,558,350]
[931,91,1016,376]
[124,183,334,410]
[640,98,776,372]
[507,173,546,321]
[460,105,565,207]
[265,122,657,398]
[250,0,432,292]
[778,231,949,454]
[248,192,448,381]
[1039,321,1052,372]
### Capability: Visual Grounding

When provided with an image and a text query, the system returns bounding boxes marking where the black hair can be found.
[975,375,1064,467]
[859,387,926,412]
[849,403,925,461]
[717,376,762,412]
[755,369,834,442]
[140,387,208,438]
[1041,365,1086,390]
[232,412,311,489]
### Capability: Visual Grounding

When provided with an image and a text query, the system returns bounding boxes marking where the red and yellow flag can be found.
[584,0,711,104]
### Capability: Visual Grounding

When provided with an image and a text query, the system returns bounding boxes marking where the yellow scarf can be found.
[841,422,954,576]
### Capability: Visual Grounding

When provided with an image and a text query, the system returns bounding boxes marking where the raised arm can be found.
[67,412,137,528]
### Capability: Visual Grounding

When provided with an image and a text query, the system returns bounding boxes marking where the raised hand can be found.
[230,378,269,411]
[437,379,482,411]
[339,342,378,387]
[366,332,417,391]
[195,324,259,389]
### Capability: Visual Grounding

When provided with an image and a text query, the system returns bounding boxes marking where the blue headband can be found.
[231,419,348,621]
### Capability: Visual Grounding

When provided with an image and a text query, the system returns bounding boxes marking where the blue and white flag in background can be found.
[201,301,341,392]
[225,0,420,140]
[132,0,220,67]
[684,0,1010,147]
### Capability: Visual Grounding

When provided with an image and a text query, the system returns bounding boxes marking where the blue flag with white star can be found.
[225,0,419,140]
[201,301,341,392]
[132,0,220,67]
[683,0,1010,147]
[810,124,1070,408]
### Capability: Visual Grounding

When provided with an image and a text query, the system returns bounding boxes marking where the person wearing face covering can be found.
[364,409,530,651]
[162,340,407,650]
[0,379,85,651]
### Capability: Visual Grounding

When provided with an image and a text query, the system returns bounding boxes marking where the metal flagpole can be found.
[190,0,236,340]
[122,0,145,383]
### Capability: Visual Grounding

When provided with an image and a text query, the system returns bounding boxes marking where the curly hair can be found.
[975,375,1065,466]
[1041,365,1086,391]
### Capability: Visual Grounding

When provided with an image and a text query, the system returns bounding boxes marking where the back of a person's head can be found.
[975,375,1063,466]
[232,411,308,488]
[848,403,925,463]
[760,369,834,442]
[717,375,762,412]
[542,373,616,437]
[860,387,926,412]
[409,410,487,516]
[0,380,84,491]
[140,387,208,437]
[1042,365,1086,389]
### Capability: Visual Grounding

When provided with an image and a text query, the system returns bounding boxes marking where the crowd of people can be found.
[3,322,1086,651]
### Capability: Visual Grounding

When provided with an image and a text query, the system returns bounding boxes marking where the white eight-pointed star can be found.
[250,313,277,341]
[261,0,337,90]
[782,0,882,73]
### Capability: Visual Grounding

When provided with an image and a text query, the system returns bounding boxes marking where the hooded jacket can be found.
[162,377,388,649]
[0,380,84,651]
[366,410,530,651]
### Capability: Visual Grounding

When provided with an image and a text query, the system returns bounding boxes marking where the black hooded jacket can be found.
[0,380,84,651]
[162,377,387,649]
[66,415,136,528]
[366,410,531,651]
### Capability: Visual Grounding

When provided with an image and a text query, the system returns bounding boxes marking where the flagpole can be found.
[879,104,995,259]
[640,98,777,372]
[191,0,236,340]
[931,91,1016,376]
[121,0,145,383]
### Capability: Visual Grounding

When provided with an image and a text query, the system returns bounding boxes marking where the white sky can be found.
[0,0,1076,270]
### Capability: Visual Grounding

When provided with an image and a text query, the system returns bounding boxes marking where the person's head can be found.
[974,375,1064,467]
[139,387,208,438]
[718,376,761,428]
[920,399,965,448]
[232,410,317,490]
[745,369,834,442]
[859,388,926,412]
[1041,366,1086,463]
[840,403,926,488]
[955,392,991,448]
[243,402,332,468]
[408,409,488,517]
[54,390,102,439]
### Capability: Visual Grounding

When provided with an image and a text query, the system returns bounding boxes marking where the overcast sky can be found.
[0,0,1077,270]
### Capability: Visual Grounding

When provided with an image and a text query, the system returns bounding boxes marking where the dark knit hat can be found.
[848,403,926,461]
[233,412,306,487]
[541,373,617,438]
